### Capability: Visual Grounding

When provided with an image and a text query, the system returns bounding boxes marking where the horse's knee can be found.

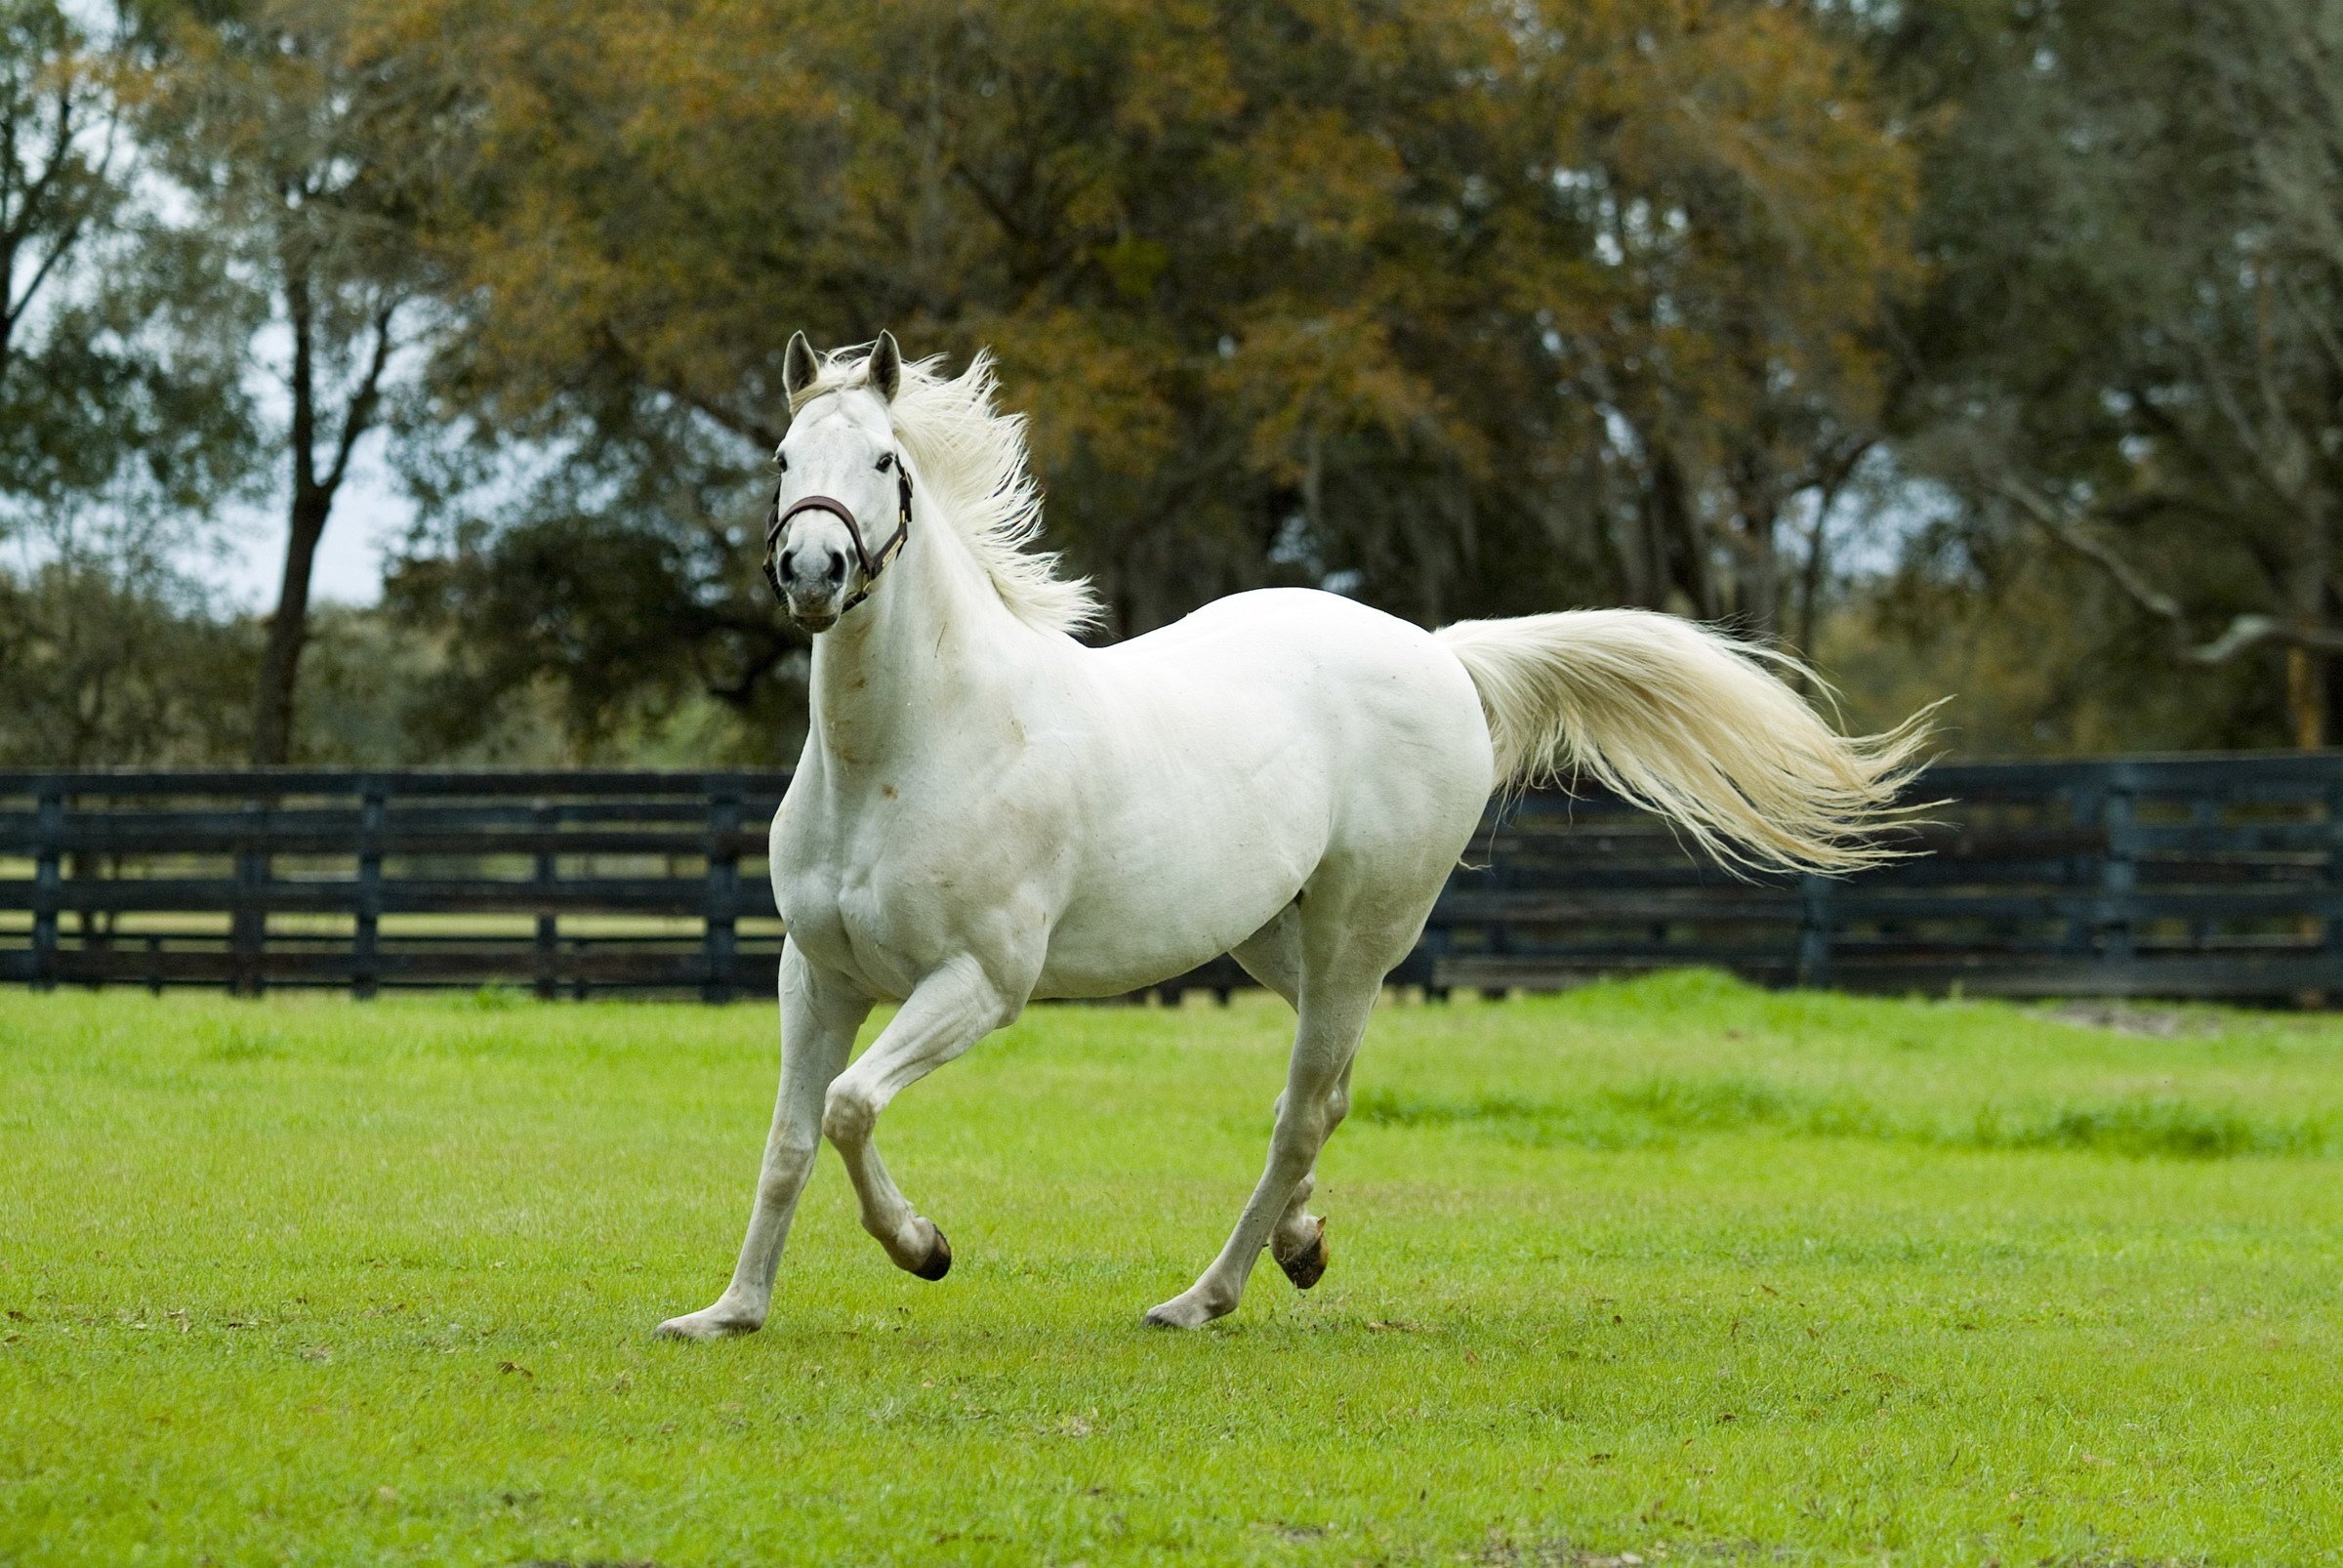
[758,1139,819,1205]
[822,1085,877,1146]
[1325,1083,1351,1130]
[1272,1100,1332,1158]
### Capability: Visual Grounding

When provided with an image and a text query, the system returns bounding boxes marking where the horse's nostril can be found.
[777,548,797,580]
[824,549,847,583]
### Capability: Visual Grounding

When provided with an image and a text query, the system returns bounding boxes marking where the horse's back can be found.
[1085,588,1495,874]
[1100,588,1494,796]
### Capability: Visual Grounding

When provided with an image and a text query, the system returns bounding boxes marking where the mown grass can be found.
[3,970,2341,1566]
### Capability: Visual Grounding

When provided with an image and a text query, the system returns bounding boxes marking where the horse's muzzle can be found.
[779,579,845,633]
[770,540,850,631]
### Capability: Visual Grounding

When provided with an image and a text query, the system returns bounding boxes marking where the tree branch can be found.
[1992,474,2187,624]
[2190,612,2343,665]
[1994,475,2343,666]
[596,322,781,448]
[322,297,400,497]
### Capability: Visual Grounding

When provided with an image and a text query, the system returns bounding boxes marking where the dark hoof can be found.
[1273,1217,1328,1291]
[913,1225,953,1281]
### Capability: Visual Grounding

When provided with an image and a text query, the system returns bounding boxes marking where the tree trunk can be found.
[1789,486,1842,697]
[252,248,322,768]
[1728,501,1781,638]
[1649,444,1715,619]
[2286,498,2330,750]
[250,486,330,765]
[2287,644,2326,750]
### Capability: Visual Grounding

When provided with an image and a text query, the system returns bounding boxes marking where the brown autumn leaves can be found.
[365,0,1914,637]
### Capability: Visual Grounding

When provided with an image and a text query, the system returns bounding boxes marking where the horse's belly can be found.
[1034,890,1284,999]
[1030,809,1315,999]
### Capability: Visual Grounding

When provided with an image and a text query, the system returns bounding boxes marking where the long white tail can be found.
[1435,609,1934,873]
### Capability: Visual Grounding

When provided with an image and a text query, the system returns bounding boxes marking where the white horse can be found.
[657,334,1928,1339]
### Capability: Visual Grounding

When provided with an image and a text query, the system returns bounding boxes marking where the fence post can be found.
[704,790,742,1004]
[2189,794,2221,952]
[2322,778,2343,997]
[31,787,62,993]
[231,797,267,997]
[2063,783,2103,958]
[534,801,559,1002]
[353,783,386,1000]
[1795,871,1834,988]
[2098,786,2135,967]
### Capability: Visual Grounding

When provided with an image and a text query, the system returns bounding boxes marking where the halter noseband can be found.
[762,461,914,619]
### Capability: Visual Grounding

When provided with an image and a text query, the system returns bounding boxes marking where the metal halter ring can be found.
[762,462,913,618]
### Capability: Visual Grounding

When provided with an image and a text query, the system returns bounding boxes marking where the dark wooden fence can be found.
[1425,753,2343,1002]
[0,770,786,1001]
[4,754,2340,1002]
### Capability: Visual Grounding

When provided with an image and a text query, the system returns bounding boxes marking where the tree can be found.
[0,0,123,494]
[1877,0,2343,749]
[139,0,440,763]
[0,512,253,766]
[374,0,1916,753]
[2,1,252,523]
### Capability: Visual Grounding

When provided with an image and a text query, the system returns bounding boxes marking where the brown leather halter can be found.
[763,461,914,618]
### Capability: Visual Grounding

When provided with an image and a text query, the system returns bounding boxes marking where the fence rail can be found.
[0,771,787,1001]
[3,754,2339,1002]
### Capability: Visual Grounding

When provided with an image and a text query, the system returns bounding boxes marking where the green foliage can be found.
[13,0,2343,762]
[0,524,254,765]
[384,504,806,763]
[5,976,2343,1562]
[0,1,259,528]
[368,0,1916,745]
[1822,544,2308,757]
[0,551,600,766]
[1871,0,2343,747]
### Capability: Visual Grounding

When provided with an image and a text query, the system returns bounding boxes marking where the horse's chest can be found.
[770,796,1013,995]
[774,860,917,998]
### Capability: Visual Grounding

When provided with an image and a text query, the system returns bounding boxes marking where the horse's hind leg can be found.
[1231,906,1336,1290]
[1144,945,1383,1329]
[1266,1054,1351,1289]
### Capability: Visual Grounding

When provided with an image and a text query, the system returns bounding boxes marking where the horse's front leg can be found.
[822,955,1018,1279]
[658,940,871,1341]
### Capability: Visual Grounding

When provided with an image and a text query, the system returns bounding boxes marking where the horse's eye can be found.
[876,451,895,473]
[773,451,788,474]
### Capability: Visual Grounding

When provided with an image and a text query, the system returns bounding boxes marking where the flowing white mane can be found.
[789,346,1102,637]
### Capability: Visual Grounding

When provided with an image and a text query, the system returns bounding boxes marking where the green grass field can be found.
[3,973,2340,1566]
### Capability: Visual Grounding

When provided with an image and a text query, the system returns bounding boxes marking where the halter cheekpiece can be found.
[763,460,914,618]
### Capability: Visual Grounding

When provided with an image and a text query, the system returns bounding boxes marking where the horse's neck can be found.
[805,521,1035,771]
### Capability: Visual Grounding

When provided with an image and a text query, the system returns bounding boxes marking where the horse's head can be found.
[765,330,912,633]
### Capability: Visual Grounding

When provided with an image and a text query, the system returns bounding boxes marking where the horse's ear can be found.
[868,330,902,401]
[783,332,819,401]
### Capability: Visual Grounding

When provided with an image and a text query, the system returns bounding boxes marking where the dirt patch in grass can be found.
[2043,1002,2231,1039]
